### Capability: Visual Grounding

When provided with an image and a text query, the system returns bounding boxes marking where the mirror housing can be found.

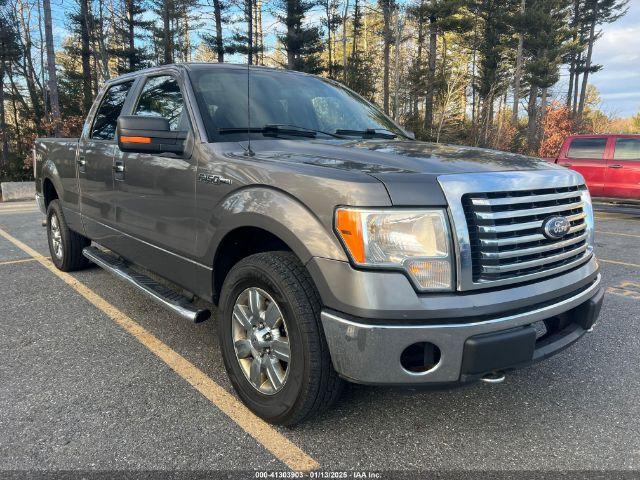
[117,116,187,154]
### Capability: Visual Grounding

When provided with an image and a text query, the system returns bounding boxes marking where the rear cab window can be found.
[566,138,607,159]
[90,80,135,140]
[613,138,640,160]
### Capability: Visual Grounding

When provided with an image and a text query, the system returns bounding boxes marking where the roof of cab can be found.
[104,62,314,85]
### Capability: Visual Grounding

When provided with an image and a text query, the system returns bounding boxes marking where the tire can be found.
[218,251,343,426]
[46,199,91,272]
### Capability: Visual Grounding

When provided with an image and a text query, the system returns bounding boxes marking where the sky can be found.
[587,0,640,117]
[48,0,640,118]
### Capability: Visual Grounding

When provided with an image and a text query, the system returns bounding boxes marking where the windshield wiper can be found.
[218,124,345,139]
[335,128,398,139]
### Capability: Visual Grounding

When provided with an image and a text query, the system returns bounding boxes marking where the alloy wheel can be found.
[50,214,63,260]
[231,287,291,395]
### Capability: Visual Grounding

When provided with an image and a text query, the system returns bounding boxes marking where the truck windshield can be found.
[189,67,406,142]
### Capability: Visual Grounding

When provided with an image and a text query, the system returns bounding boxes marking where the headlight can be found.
[335,208,454,291]
[580,187,595,251]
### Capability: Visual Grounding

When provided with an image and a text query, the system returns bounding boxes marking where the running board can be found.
[82,246,211,323]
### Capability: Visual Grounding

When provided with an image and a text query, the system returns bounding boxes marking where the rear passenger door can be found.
[78,79,135,241]
[605,136,640,200]
[114,73,197,258]
[560,137,607,197]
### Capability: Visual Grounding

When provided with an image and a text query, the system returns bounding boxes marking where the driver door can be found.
[113,73,198,268]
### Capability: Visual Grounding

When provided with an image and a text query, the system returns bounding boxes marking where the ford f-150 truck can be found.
[547,134,640,202]
[34,63,603,425]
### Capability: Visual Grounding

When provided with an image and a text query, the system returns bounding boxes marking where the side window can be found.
[91,81,134,140]
[614,138,640,160]
[566,138,607,159]
[134,75,186,130]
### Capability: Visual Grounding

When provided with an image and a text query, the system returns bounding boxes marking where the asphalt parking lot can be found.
[1,200,640,473]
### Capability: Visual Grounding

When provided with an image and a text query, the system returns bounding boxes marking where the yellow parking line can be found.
[596,230,640,239]
[0,257,38,266]
[0,209,39,214]
[0,202,36,208]
[599,258,640,269]
[0,225,319,472]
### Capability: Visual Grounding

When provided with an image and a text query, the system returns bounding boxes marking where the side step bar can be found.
[82,246,211,323]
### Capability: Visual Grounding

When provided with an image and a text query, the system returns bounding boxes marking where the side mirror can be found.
[117,116,187,155]
[404,130,416,140]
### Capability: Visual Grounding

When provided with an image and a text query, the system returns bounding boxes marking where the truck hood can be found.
[243,138,564,205]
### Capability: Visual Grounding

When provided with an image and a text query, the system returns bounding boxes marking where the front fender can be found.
[204,187,347,265]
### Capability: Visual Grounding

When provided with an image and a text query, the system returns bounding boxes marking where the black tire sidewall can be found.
[219,258,312,424]
[46,201,66,270]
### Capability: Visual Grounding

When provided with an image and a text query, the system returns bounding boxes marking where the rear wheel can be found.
[46,200,91,271]
[218,251,343,426]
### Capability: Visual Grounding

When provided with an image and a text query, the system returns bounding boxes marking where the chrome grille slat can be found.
[476,212,586,234]
[478,223,587,247]
[479,232,588,259]
[473,201,584,220]
[461,184,591,284]
[480,243,588,273]
[470,190,582,206]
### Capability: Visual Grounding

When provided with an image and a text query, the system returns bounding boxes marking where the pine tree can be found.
[523,0,573,151]
[277,0,325,73]
[200,0,226,62]
[416,0,470,137]
[320,0,342,77]
[471,0,519,145]
[112,0,153,73]
[576,0,628,118]
[0,2,21,165]
[345,0,375,98]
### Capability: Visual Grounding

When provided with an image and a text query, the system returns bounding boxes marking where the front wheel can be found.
[218,251,343,426]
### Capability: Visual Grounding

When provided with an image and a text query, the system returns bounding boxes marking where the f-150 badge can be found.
[198,173,232,185]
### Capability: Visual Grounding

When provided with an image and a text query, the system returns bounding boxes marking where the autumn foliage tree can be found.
[538,102,579,158]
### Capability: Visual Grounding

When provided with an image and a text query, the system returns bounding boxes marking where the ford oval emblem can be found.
[542,215,571,240]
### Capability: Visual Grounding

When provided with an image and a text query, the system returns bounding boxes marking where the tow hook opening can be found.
[481,371,506,384]
[400,342,441,373]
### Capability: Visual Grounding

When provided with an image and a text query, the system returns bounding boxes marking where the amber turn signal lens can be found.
[120,136,151,144]
[335,208,365,263]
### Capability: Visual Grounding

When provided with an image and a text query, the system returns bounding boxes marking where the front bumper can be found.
[321,274,603,385]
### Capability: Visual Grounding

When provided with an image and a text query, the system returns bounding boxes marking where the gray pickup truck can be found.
[34,63,603,425]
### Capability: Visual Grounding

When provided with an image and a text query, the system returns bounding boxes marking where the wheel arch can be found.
[207,187,347,303]
[41,160,63,209]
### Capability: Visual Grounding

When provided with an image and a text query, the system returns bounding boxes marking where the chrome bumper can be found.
[35,193,46,214]
[321,274,602,385]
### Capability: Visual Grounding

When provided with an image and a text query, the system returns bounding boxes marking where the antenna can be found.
[245,6,255,157]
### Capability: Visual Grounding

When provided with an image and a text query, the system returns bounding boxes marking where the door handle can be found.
[608,164,623,169]
[113,162,125,173]
[77,156,86,167]
[560,162,572,167]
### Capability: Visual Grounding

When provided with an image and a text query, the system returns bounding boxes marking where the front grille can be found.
[463,185,590,283]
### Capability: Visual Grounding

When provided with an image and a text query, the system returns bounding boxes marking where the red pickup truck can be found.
[548,134,640,202]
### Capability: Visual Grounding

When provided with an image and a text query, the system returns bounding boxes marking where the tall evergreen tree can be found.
[112,0,152,73]
[471,0,518,145]
[278,0,325,73]
[0,2,21,165]
[523,0,572,150]
[576,0,627,118]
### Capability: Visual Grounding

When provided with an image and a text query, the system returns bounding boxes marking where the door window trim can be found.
[87,78,137,142]
[131,73,192,132]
